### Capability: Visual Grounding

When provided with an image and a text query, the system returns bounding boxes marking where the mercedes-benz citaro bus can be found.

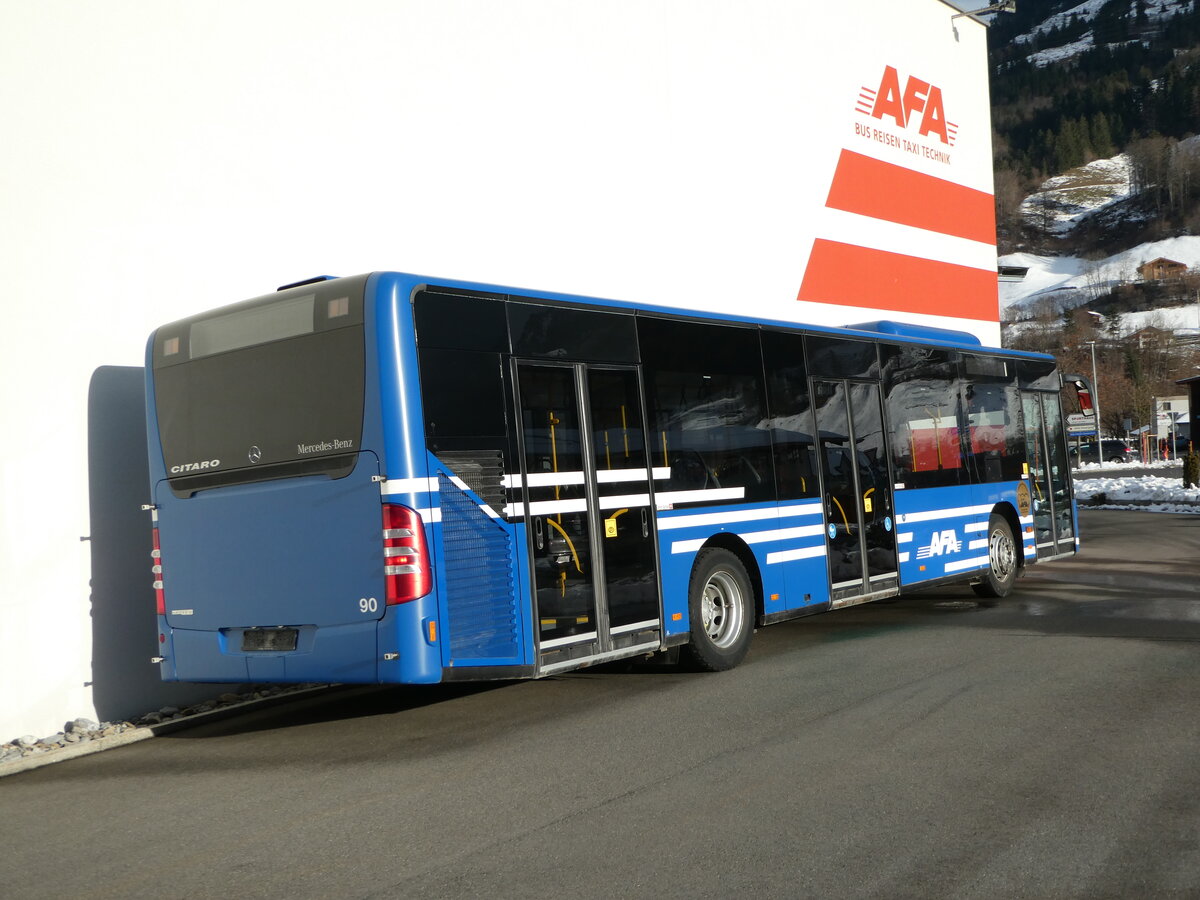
[144,272,1079,684]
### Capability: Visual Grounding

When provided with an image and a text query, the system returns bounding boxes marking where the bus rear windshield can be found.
[152,277,368,494]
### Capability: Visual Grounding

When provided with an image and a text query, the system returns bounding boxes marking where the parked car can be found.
[1073,439,1137,466]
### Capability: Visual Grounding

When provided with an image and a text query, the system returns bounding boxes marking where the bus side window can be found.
[639,317,775,506]
[761,331,820,501]
[961,355,1026,484]
[881,344,965,489]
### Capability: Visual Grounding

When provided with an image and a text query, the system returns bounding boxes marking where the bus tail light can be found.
[151,528,166,615]
[382,504,431,604]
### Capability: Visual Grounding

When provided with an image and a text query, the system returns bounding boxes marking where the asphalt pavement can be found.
[2,508,1198,899]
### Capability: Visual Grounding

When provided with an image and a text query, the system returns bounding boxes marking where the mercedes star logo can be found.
[248,445,262,464]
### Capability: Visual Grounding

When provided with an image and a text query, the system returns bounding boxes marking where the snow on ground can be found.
[1120,305,1200,333]
[1074,468,1200,514]
[1018,154,1133,236]
[1000,252,1089,306]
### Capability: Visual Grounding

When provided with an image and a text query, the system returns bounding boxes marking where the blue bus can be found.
[144,272,1078,683]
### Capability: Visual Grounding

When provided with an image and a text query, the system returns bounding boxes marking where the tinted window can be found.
[1017,358,1059,391]
[639,317,773,506]
[806,336,879,379]
[961,354,1026,483]
[508,303,638,362]
[417,347,511,512]
[881,344,964,489]
[761,331,819,500]
[414,291,508,352]
[418,349,508,442]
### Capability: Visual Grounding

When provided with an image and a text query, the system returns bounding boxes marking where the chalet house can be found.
[1128,325,1173,349]
[1137,257,1188,281]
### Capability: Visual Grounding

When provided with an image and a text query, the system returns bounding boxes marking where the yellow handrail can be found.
[831,496,850,532]
[546,517,583,574]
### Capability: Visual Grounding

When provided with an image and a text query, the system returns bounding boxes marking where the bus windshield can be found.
[151,276,369,494]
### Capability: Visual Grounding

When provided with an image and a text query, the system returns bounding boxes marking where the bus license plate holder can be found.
[241,628,298,652]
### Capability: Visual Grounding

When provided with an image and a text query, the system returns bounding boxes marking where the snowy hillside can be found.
[1000,240,1200,340]
[1012,0,1193,67]
[1018,154,1137,236]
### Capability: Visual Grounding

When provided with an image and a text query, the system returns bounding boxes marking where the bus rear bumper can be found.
[157,598,443,684]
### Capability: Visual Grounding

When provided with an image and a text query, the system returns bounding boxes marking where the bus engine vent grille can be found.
[434,450,505,514]
[437,473,519,662]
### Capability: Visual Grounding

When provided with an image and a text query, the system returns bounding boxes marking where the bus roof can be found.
[356,271,1054,363]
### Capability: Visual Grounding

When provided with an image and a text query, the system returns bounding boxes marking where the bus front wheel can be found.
[972,514,1017,600]
[682,548,753,671]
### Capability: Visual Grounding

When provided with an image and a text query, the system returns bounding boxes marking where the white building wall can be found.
[0,0,993,739]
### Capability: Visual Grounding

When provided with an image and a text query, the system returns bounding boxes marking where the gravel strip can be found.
[1,684,329,778]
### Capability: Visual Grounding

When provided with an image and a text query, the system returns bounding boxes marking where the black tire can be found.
[971,514,1018,600]
[681,548,754,671]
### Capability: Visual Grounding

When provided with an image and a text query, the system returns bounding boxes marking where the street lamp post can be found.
[1086,339,1102,443]
[1084,310,1104,447]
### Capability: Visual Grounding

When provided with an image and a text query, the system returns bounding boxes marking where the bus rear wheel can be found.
[682,548,753,671]
[972,514,1017,600]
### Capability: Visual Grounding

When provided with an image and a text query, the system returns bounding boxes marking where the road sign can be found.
[1067,413,1095,426]
[1067,423,1097,436]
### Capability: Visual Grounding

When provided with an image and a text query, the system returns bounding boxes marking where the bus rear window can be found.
[152,277,368,494]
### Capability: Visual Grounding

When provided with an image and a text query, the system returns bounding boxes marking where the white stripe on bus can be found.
[964,522,988,533]
[505,498,589,518]
[672,523,826,556]
[654,487,746,507]
[944,555,989,573]
[381,477,437,495]
[896,532,913,544]
[609,619,661,635]
[539,631,599,650]
[968,538,988,550]
[657,502,820,531]
[502,467,671,489]
[599,493,652,510]
[895,504,995,525]
[744,524,827,544]
[599,467,671,483]
[765,545,828,565]
[504,471,585,488]
[507,487,745,519]
[898,551,911,563]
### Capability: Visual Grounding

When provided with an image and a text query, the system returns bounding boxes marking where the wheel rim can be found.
[701,570,744,648]
[989,526,1016,582]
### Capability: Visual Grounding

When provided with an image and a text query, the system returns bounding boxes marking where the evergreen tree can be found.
[1089,112,1114,159]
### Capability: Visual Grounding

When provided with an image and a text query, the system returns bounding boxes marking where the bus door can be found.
[1021,392,1075,559]
[813,379,898,604]
[515,362,661,673]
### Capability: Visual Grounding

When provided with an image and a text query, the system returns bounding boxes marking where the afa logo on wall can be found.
[856,65,957,147]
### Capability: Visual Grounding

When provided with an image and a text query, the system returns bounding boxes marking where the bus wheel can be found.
[682,548,753,671]
[972,514,1017,600]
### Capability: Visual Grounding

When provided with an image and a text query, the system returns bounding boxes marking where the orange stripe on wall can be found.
[826,150,996,244]
[797,239,998,321]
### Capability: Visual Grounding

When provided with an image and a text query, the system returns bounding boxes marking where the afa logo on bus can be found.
[856,65,956,146]
[917,529,962,559]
